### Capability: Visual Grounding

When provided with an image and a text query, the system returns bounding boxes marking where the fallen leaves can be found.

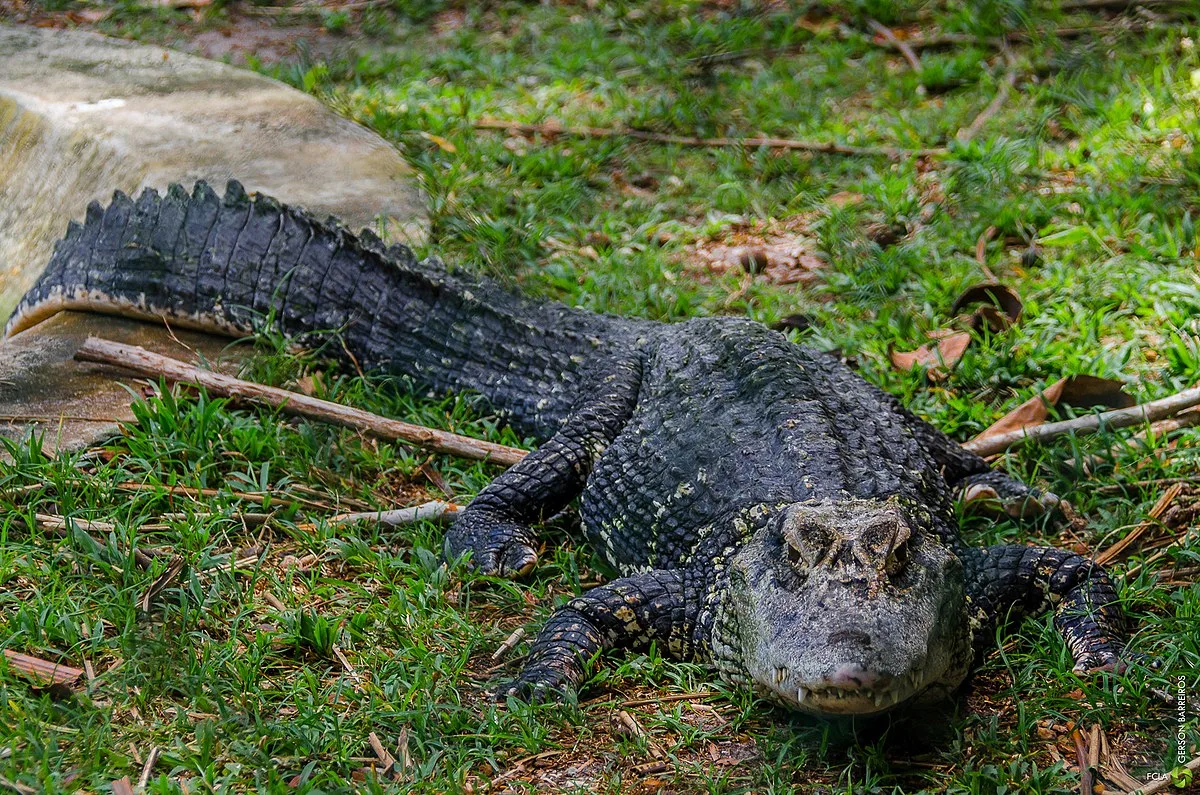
[890,331,973,376]
[681,215,824,287]
[2,649,84,689]
[891,282,1024,379]
[971,375,1133,445]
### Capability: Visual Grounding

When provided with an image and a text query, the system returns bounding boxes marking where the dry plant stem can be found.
[620,691,720,708]
[318,500,459,530]
[137,747,160,789]
[0,776,37,795]
[76,337,528,467]
[28,514,158,570]
[367,731,397,779]
[956,41,1019,142]
[491,627,527,661]
[961,384,1200,456]
[867,19,922,72]
[1072,730,1093,795]
[1095,483,1182,565]
[473,119,948,159]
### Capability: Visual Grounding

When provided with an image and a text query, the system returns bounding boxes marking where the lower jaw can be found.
[798,695,905,716]
[778,686,920,717]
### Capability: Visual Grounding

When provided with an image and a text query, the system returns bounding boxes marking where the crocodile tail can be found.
[6,180,637,439]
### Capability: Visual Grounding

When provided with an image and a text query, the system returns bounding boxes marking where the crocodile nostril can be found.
[826,628,872,647]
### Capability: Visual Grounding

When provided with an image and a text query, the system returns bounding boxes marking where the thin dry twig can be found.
[1095,483,1182,565]
[313,500,459,531]
[956,40,1019,143]
[620,691,721,708]
[76,337,528,467]
[474,119,947,159]
[975,225,999,281]
[961,384,1200,456]
[21,514,158,570]
[867,19,923,73]
[0,776,36,795]
[137,747,161,789]
[1096,476,1196,495]
[491,627,527,662]
[367,731,398,780]
[616,710,667,760]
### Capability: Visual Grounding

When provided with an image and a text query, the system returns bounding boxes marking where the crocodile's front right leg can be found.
[502,568,700,700]
[443,354,642,577]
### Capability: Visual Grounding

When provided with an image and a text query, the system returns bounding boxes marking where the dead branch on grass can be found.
[77,337,527,467]
[956,40,1020,143]
[473,119,948,159]
[1094,483,1183,565]
[867,19,923,73]
[961,384,1200,456]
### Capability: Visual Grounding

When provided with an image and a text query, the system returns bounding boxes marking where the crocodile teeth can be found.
[797,687,807,704]
[873,692,885,707]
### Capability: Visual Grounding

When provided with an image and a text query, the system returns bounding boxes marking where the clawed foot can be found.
[444,521,539,578]
[1073,650,1127,676]
[958,472,1059,519]
[494,668,576,704]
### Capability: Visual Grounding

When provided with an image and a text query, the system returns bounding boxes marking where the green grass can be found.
[3,1,1200,792]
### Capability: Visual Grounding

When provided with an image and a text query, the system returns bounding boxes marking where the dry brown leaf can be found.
[827,190,866,208]
[951,282,1023,333]
[419,131,457,153]
[2,650,84,686]
[973,375,1133,444]
[891,331,972,379]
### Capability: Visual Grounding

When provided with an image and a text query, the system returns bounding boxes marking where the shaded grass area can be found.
[2,1,1200,792]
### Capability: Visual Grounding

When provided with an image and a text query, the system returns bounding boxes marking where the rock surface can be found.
[0,24,427,452]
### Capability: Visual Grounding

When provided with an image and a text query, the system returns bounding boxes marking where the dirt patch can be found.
[0,1,354,67]
[181,20,349,66]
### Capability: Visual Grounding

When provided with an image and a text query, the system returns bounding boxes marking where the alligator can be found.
[6,181,1127,717]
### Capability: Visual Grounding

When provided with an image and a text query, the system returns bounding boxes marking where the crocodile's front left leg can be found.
[502,568,701,700]
[443,354,642,577]
[965,545,1127,672]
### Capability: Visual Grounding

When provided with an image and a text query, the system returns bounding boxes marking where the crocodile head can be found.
[716,497,972,717]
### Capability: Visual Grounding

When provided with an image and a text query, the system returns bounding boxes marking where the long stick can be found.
[962,384,1200,456]
[75,337,528,467]
[867,19,923,74]
[956,41,1019,143]
[473,119,947,159]
[321,500,459,529]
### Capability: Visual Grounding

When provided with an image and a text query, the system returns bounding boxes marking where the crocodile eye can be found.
[785,523,835,569]
[885,532,911,576]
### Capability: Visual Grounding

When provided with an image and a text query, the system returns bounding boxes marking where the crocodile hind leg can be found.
[443,354,643,577]
[501,568,698,700]
[964,545,1126,672]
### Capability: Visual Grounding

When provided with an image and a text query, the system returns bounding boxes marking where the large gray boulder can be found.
[0,24,427,452]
